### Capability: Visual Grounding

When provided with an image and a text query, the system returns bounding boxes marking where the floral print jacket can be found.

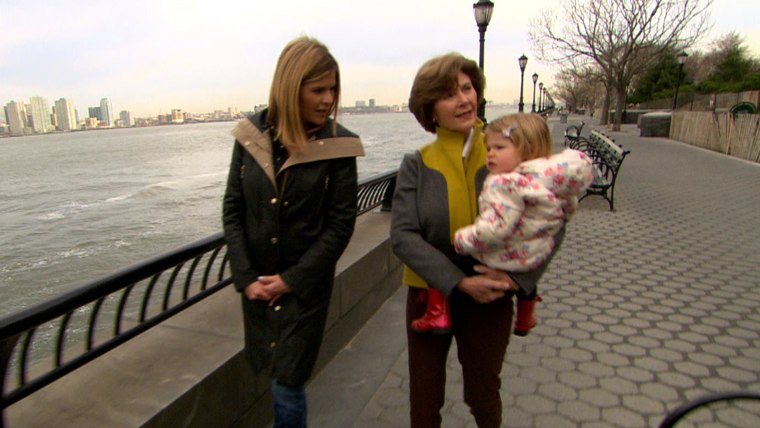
[454,149,593,272]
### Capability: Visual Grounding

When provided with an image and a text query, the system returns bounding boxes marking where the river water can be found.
[0,107,515,316]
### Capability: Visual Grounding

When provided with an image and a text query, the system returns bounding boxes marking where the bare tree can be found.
[530,0,712,130]
[555,65,605,116]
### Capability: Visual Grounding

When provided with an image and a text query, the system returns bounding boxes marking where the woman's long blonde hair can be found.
[267,36,340,149]
[486,113,552,161]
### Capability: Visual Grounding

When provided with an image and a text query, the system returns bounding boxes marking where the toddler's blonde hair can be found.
[485,113,552,161]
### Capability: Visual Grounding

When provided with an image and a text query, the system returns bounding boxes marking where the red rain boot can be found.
[513,295,542,336]
[411,288,452,334]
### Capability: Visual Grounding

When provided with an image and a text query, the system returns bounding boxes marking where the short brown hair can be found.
[267,36,340,149]
[408,53,484,133]
[486,113,552,160]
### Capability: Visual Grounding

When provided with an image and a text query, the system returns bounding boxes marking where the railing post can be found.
[380,176,396,212]
[1,334,21,428]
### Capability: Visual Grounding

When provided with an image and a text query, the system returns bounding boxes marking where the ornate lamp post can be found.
[672,51,688,111]
[517,54,528,112]
[531,73,539,112]
[473,0,494,121]
[538,82,544,111]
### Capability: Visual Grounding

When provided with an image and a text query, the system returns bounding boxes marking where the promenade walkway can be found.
[304,115,760,427]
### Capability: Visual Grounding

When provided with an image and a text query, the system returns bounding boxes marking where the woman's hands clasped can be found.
[244,274,293,305]
[457,265,520,304]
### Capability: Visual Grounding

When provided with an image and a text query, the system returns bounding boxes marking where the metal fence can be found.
[0,168,398,426]
[636,90,760,112]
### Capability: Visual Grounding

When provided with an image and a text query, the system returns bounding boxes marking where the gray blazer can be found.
[390,151,563,297]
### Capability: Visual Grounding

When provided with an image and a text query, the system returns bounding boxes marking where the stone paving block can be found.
[516,394,556,414]
[580,388,621,408]
[602,407,646,427]
[641,382,679,401]
[600,377,639,395]
[558,399,601,422]
[537,382,577,402]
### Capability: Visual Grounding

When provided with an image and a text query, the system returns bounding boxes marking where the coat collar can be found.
[231,110,364,188]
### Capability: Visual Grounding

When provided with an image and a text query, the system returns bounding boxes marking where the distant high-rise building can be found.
[29,96,53,133]
[100,98,113,127]
[54,98,77,131]
[171,109,184,124]
[4,101,27,135]
[84,117,99,129]
[119,110,133,127]
[369,98,376,108]
[355,100,367,108]
[88,106,102,121]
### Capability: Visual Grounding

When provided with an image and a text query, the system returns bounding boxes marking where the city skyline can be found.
[2,92,403,124]
[3,0,759,118]
[2,94,250,136]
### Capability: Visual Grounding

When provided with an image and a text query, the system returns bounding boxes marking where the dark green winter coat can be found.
[222,110,364,386]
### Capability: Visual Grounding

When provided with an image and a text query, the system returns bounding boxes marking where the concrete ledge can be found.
[639,111,672,137]
[6,210,401,428]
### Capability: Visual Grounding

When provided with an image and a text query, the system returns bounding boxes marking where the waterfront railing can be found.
[0,168,398,427]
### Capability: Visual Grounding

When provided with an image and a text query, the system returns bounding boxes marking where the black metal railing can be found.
[0,168,398,426]
[658,390,760,427]
[537,105,555,116]
[357,168,397,215]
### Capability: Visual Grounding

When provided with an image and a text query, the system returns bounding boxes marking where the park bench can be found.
[576,130,630,211]
[563,121,585,148]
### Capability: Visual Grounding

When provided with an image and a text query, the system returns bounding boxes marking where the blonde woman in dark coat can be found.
[222,36,364,427]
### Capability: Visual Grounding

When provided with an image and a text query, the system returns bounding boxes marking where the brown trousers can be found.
[406,287,513,428]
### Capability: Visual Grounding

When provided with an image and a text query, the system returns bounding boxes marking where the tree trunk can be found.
[600,89,610,125]
[612,85,626,131]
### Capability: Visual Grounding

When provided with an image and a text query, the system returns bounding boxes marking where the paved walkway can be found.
[306,115,760,427]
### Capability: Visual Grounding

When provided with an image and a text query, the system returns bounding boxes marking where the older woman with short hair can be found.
[391,52,561,428]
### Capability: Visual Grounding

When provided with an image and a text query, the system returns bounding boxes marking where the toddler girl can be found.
[411,113,593,336]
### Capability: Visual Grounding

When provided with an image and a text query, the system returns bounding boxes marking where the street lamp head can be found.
[473,0,494,28]
[539,82,543,90]
[518,54,528,72]
[473,0,494,120]
[677,51,688,65]
[532,72,538,84]
[517,54,528,111]
[673,51,688,111]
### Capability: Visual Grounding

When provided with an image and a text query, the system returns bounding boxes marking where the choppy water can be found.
[0,107,514,316]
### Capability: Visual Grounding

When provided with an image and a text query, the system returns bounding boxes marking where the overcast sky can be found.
[2,0,758,118]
